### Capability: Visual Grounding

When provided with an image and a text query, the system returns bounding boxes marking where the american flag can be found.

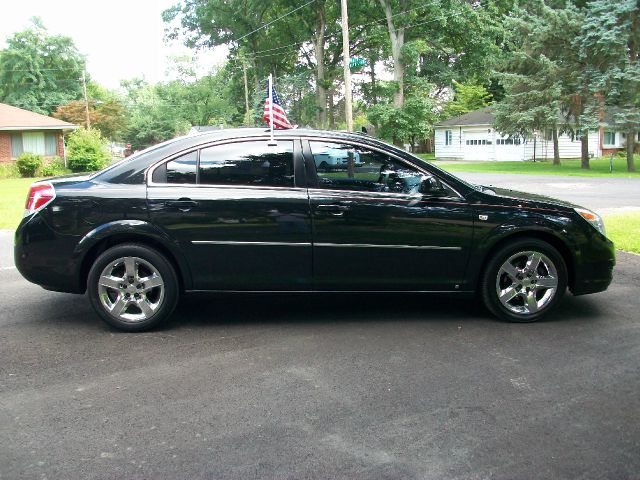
[263,82,294,129]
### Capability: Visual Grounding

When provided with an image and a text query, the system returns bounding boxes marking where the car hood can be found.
[483,186,579,211]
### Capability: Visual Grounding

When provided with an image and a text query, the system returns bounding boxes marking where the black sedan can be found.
[15,129,615,331]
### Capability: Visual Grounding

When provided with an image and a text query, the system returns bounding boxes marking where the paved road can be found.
[1,235,639,478]
[455,172,640,214]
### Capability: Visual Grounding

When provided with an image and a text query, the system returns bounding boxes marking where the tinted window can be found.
[310,141,427,194]
[165,151,197,184]
[199,141,294,187]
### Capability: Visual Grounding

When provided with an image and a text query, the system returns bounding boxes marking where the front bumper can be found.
[570,234,616,296]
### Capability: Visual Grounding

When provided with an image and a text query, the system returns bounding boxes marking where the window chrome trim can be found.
[190,240,461,251]
[146,136,300,188]
[315,242,461,251]
[192,240,310,247]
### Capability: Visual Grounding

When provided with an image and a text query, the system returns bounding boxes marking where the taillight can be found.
[24,182,56,216]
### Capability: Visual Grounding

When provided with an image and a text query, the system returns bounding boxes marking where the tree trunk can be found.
[313,2,327,129]
[379,0,405,107]
[627,130,636,172]
[328,87,336,130]
[581,131,590,169]
[627,15,637,172]
[552,125,560,165]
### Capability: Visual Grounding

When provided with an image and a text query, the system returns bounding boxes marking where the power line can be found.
[232,0,317,43]
[248,5,479,61]
[247,0,448,58]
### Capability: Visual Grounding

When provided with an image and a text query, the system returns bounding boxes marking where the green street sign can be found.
[349,57,366,70]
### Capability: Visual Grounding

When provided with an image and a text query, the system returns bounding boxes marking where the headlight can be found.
[574,207,606,237]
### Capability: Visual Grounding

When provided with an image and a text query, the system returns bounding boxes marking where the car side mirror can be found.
[420,177,448,197]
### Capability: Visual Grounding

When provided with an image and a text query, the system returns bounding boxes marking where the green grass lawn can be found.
[417,155,640,178]
[603,213,640,254]
[0,178,39,229]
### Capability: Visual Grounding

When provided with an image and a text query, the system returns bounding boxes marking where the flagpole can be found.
[268,74,276,145]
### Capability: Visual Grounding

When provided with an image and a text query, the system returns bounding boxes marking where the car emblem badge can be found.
[479,214,488,221]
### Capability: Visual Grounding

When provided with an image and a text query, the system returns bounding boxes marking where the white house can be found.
[434,106,634,161]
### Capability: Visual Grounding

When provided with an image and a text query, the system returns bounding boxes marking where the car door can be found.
[304,139,474,291]
[147,138,312,291]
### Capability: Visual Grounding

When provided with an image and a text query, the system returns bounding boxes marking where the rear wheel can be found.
[87,243,179,331]
[481,238,567,322]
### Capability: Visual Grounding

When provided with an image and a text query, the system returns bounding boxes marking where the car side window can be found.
[157,151,198,184]
[309,141,427,194]
[199,140,294,187]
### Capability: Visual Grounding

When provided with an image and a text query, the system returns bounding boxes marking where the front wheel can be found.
[481,239,567,323]
[87,243,179,331]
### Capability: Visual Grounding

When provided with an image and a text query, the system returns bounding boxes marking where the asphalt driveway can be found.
[455,172,640,214]
[1,235,639,479]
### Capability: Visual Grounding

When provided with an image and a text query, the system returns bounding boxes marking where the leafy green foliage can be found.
[66,128,111,173]
[16,152,44,178]
[492,1,598,168]
[0,18,85,115]
[53,98,128,140]
[578,0,640,172]
[41,157,71,177]
[368,79,437,150]
[444,82,492,119]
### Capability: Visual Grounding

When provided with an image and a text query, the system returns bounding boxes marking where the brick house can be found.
[0,103,78,163]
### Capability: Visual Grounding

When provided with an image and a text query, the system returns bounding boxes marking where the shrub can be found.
[41,156,71,177]
[16,152,44,177]
[66,128,111,173]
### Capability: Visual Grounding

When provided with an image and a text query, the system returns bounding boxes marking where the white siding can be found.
[435,125,602,161]
[434,127,464,159]
[523,130,601,160]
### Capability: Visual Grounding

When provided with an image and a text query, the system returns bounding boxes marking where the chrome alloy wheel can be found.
[495,250,558,315]
[97,256,165,323]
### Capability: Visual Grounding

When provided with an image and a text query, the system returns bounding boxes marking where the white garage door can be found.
[463,133,492,161]
[495,137,524,161]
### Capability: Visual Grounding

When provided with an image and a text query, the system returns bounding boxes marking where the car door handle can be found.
[316,204,350,216]
[165,199,198,212]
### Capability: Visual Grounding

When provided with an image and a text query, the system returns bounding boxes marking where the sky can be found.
[0,0,229,89]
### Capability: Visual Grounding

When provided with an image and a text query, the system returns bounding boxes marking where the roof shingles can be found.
[0,103,77,130]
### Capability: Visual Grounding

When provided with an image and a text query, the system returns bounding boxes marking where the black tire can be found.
[87,243,179,332]
[319,161,330,172]
[480,238,567,323]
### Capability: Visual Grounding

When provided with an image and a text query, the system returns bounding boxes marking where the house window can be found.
[22,132,46,155]
[10,134,23,158]
[45,133,57,156]
[445,130,452,146]
[545,129,553,141]
[603,131,616,146]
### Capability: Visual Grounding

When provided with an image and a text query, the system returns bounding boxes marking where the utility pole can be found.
[340,0,353,132]
[81,70,90,129]
[242,60,251,126]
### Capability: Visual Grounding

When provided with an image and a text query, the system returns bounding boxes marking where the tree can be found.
[493,1,597,168]
[578,0,640,172]
[368,79,437,150]
[53,98,128,140]
[444,81,493,119]
[0,17,85,115]
[376,0,508,108]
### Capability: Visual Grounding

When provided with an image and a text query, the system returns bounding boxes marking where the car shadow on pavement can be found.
[13,289,605,333]
[157,291,604,331]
